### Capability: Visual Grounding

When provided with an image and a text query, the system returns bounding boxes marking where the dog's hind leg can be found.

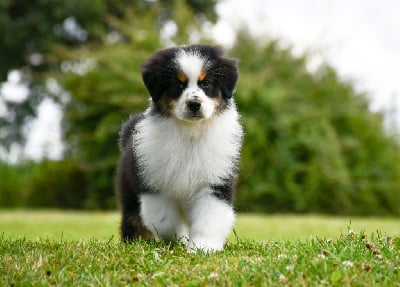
[120,211,152,242]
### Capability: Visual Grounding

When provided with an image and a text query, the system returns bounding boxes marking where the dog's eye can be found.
[178,81,187,90]
[199,79,210,89]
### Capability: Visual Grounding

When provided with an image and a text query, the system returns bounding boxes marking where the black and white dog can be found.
[117,45,243,252]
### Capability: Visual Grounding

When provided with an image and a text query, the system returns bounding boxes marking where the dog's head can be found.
[141,45,238,123]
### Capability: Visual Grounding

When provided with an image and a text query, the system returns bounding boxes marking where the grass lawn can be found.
[0,209,399,241]
[1,210,399,286]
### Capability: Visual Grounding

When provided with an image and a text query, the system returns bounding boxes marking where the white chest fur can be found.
[133,104,243,199]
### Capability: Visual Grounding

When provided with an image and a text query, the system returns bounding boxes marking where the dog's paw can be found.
[186,238,224,253]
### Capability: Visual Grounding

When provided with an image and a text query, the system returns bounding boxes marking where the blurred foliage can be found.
[231,35,400,215]
[0,0,217,80]
[0,160,86,208]
[1,0,111,150]
[0,0,216,153]
[1,1,400,214]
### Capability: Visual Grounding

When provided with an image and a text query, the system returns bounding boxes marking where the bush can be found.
[0,162,28,207]
[232,38,400,215]
[0,160,88,209]
[24,160,88,209]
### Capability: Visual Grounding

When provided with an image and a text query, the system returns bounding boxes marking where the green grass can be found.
[1,210,400,286]
[1,210,399,241]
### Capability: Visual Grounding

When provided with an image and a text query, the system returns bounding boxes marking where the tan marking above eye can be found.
[198,71,207,81]
[177,72,187,83]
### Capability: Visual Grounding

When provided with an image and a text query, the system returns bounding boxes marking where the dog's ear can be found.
[141,47,177,102]
[141,60,162,102]
[218,57,239,99]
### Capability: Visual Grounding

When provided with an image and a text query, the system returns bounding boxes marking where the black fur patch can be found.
[117,114,152,240]
[211,180,236,204]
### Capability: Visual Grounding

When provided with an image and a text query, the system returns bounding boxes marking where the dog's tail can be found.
[119,114,144,150]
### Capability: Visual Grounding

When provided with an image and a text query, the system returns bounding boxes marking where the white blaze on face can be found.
[173,50,216,122]
[176,50,205,87]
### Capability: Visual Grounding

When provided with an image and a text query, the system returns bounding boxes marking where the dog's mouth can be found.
[182,112,205,122]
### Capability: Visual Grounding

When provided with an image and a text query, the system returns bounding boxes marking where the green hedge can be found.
[0,160,88,209]
[232,39,400,215]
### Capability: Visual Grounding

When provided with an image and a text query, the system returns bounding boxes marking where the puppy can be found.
[117,45,243,252]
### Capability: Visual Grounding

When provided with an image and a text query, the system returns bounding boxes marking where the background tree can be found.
[0,0,216,155]
[1,0,113,152]
[0,0,217,79]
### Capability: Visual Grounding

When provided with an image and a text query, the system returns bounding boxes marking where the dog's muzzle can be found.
[175,87,212,122]
[184,88,204,119]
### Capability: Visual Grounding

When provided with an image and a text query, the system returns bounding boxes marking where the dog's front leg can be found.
[140,194,188,242]
[186,190,235,252]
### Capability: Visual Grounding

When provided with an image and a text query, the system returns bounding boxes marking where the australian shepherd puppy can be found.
[117,44,243,252]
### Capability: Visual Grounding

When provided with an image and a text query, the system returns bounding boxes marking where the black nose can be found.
[187,99,201,112]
